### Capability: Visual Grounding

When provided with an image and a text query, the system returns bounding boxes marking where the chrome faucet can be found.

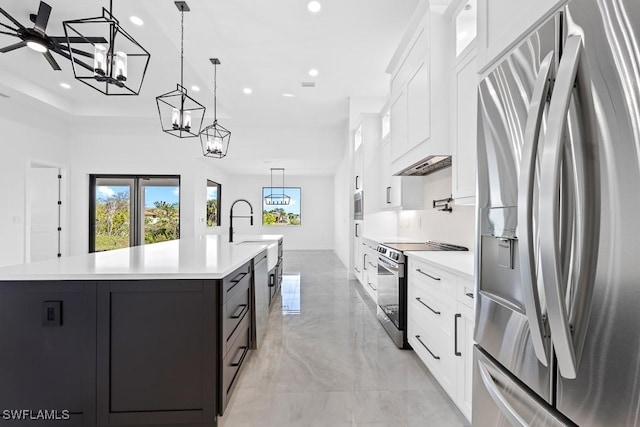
[229,199,253,242]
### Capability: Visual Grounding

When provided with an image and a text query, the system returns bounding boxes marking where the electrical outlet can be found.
[42,301,62,327]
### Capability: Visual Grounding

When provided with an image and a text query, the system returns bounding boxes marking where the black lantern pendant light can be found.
[264,168,291,206]
[155,1,206,138]
[201,58,231,158]
[62,0,150,95]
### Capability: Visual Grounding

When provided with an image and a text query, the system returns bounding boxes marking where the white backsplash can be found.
[397,168,476,250]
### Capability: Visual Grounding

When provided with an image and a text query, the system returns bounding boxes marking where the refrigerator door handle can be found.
[540,35,600,379]
[517,51,554,367]
[478,361,528,427]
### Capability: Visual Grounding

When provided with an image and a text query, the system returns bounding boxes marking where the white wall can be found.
[66,117,229,255]
[0,100,71,267]
[397,167,475,249]
[224,174,334,251]
[333,131,350,267]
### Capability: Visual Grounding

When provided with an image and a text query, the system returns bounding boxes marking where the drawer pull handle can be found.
[269,274,275,287]
[465,292,474,299]
[416,269,441,281]
[231,304,248,319]
[231,345,249,367]
[367,282,377,292]
[415,335,440,360]
[227,272,248,293]
[454,313,462,357]
[355,268,361,273]
[368,262,377,268]
[416,297,441,315]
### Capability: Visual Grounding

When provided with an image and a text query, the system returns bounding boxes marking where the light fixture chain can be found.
[214,62,217,121]
[180,6,184,88]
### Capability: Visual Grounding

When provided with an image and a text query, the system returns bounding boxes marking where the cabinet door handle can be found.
[386,186,391,204]
[367,282,377,292]
[416,297,441,315]
[355,268,361,273]
[368,262,377,268]
[454,313,462,357]
[231,304,248,319]
[363,253,368,271]
[269,274,275,287]
[355,223,360,237]
[416,269,441,281]
[415,335,440,360]
[231,345,249,367]
[355,175,360,189]
[465,292,474,299]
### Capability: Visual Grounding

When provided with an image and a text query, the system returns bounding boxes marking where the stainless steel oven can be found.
[376,241,468,349]
[377,253,408,348]
[353,191,363,220]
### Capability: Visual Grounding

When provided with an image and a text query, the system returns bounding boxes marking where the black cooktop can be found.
[382,241,468,252]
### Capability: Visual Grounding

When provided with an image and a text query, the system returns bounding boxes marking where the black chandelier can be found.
[201,58,231,158]
[62,0,150,95]
[264,168,291,206]
[156,1,205,138]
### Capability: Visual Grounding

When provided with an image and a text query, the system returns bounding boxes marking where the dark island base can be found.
[0,260,255,427]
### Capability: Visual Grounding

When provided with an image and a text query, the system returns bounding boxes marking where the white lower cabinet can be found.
[362,242,378,303]
[407,257,474,422]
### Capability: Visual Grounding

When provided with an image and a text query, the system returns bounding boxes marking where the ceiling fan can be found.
[0,1,105,71]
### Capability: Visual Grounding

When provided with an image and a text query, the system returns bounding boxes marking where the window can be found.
[206,180,222,227]
[89,175,180,252]
[262,187,301,226]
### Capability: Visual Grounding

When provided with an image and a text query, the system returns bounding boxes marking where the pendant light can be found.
[201,58,231,158]
[155,1,206,138]
[264,168,291,206]
[62,0,150,95]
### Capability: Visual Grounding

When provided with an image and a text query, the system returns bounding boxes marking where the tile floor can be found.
[219,250,470,427]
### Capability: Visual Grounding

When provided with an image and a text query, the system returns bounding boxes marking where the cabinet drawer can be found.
[220,314,251,415]
[221,285,251,357]
[457,277,475,308]
[408,259,457,304]
[408,280,452,335]
[222,262,251,303]
[408,312,456,398]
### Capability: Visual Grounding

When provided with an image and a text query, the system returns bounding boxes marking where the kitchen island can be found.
[0,235,281,427]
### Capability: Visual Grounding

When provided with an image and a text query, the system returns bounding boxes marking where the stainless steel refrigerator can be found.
[474,0,640,425]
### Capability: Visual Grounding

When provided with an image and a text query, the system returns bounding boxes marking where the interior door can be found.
[476,15,558,404]
[29,167,61,262]
[552,1,640,425]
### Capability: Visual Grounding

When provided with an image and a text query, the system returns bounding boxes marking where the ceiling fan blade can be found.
[0,41,26,53]
[57,44,94,59]
[0,30,19,37]
[50,36,108,44]
[53,48,93,73]
[34,2,52,33]
[0,22,18,32]
[0,7,26,30]
[42,50,61,70]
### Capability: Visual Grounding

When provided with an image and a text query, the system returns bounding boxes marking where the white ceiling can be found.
[0,0,437,175]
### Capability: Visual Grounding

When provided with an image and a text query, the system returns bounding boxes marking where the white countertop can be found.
[405,251,475,279]
[0,234,283,281]
[361,235,423,245]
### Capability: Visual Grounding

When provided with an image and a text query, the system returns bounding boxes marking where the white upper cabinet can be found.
[452,44,478,204]
[456,0,477,57]
[477,0,566,72]
[386,3,452,175]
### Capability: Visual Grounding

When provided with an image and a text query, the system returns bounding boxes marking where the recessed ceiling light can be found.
[308,1,322,13]
[59,82,71,89]
[282,93,295,97]
[243,88,253,95]
[130,16,144,26]
[191,85,200,92]
[308,68,319,77]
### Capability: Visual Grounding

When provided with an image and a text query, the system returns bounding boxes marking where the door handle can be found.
[517,51,554,367]
[478,362,527,427]
[454,313,462,357]
[386,186,391,204]
[540,35,600,379]
[355,223,360,237]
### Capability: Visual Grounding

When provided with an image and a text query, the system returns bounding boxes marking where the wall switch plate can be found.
[42,301,62,327]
